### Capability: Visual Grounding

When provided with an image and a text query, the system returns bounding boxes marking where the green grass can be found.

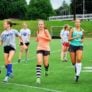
[0,38,92,92]
[0,20,92,36]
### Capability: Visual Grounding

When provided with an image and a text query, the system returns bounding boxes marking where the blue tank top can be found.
[70,28,84,46]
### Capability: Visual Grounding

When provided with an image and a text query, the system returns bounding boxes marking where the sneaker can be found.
[64,59,68,62]
[0,69,1,74]
[3,76,9,82]
[45,71,48,76]
[75,76,79,82]
[18,59,21,63]
[36,78,41,84]
[9,73,14,78]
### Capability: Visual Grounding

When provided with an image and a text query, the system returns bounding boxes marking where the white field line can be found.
[6,82,62,92]
[83,67,92,70]
[1,49,63,92]
[82,70,92,72]
[66,66,92,73]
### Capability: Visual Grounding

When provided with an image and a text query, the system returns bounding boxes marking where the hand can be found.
[74,35,80,39]
[80,39,83,43]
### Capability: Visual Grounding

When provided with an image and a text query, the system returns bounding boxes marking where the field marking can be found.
[0,49,63,92]
[66,66,92,73]
[83,67,92,70]
[6,82,62,92]
[82,70,92,72]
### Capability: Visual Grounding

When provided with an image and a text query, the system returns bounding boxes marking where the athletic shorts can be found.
[20,42,30,46]
[4,46,15,54]
[63,42,69,47]
[37,50,50,56]
[69,45,83,52]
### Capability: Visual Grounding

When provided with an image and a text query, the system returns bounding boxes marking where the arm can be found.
[15,30,27,48]
[0,34,3,45]
[28,29,31,41]
[0,41,3,45]
[60,30,63,39]
[68,28,80,41]
[36,31,39,42]
[81,31,84,43]
[42,30,51,41]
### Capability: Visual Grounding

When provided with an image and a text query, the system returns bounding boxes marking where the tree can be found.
[55,0,70,15]
[27,0,55,20]
[0,0,27,19]
[71,0,92,14]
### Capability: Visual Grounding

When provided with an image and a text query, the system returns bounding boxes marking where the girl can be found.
[69,19,84,82]
[0,19,25,82]
[60,24,70,62]
[18,22,31,63]
[36,20,51,84]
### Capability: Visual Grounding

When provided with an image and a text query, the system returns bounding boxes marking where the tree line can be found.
[0,0,92,20]
[0,0,55,20]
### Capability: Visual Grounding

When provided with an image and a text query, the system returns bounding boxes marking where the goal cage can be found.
[50,26,64,39]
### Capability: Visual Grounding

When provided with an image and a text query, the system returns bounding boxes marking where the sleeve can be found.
[28,29,31,35]
[60,29,63,37]
[14,29,21,37]
[0,33,4,42]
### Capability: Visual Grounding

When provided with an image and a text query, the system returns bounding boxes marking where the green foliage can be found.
[0,0,27,19]
[71,0,92,14]
[27,0,55,20]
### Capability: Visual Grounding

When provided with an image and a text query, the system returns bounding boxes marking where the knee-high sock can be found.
[64,51,68,60]
[6,64,12,76]
[76,63,82,76]
[36,65,41,78]
[45,64,49,71]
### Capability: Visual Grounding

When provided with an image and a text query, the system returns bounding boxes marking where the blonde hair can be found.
[37,19,47,33]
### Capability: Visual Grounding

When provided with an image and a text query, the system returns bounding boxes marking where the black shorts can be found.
[20,42,30,46]
[37,50,50,56]
[69,45,83,52]
[4,46,15,54]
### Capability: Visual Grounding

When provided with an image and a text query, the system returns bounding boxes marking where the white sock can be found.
[64,51,68,60]
[76,63,82,76]
[61,52,64,60]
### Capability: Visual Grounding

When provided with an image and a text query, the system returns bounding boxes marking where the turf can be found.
[0,38,92,92]
[0,20,92,36]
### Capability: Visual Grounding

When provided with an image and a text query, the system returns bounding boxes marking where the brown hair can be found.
[64,24,69,30]
[4,19,17,27]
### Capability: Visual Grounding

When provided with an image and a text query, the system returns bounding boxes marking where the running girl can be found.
[18,22,31,63]
[69,19,84,82]
[0,19,24,82]
[36,20,51,84]
[60,24,70,62]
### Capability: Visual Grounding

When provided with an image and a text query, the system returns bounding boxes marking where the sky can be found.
[26,0,71,10]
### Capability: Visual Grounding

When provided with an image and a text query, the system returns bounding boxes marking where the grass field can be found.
[0,38,92,92]
[0,20,92,37]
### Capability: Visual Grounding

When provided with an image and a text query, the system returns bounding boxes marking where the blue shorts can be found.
[69,45,83,52]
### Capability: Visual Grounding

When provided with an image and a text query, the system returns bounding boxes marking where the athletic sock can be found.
[18,59,21,63]
[45,64,49,72]
[44,64,49,76]
[6,64,12,77]
[76,63,82,76]
[64,51,68,60]
[36,65,41,78]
